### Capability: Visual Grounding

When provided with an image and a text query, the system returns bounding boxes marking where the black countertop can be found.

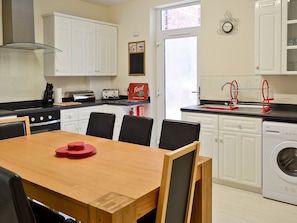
[0,98,150,117]
[181,100,297,123]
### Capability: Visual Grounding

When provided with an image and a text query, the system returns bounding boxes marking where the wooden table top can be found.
[0,131,170,203]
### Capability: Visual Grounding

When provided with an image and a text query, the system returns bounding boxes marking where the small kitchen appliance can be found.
[64,90,95,102]
[102,89,120,100]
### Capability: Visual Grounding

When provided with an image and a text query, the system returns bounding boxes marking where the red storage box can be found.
[128,83,149,100]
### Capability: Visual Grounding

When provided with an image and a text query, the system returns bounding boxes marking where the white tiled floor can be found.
[213,183,297,223]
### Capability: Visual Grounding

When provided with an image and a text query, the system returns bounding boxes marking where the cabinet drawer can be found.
[219,115,262,134]
[181,112,218,129]
[78,106,104,120]
[61,108,78,122]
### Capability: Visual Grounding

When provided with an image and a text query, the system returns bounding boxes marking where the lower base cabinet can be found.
[61,104,140,140]
[61,105,104,134]
[182,112,262,191]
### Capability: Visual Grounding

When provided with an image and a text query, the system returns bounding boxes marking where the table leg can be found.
[191,158,212,223]
[89,192,136,223]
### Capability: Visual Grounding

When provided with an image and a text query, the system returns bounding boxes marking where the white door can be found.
[156,3,200,144]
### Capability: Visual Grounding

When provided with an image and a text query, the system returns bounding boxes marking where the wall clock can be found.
[222,21,233,33]
[217,11,239,35]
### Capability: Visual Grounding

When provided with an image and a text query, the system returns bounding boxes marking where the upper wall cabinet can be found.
[282,0,297,74]
[95,24,117,76]
[255,0,297,75]
[43,13,118,77]
[255,0,281,75]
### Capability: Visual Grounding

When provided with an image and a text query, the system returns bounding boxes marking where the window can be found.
[161,3,201,30]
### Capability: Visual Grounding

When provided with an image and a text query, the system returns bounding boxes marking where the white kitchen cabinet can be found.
[43,15,72,76]
[95,24,117,76]
[255,0,281,74]
[182,112,262,190]
[281,0,297,74]
[43,13,117,77]
[181,112,219,178]
[219,115,262,188]
[255,0,297,75]
[71,19,95,76]
[61,105,104,134]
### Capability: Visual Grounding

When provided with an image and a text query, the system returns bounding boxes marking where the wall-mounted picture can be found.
[129,41,145,75]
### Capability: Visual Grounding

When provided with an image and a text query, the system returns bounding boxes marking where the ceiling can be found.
[81,0,133,6]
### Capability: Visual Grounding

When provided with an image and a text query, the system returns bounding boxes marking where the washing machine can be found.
[263,121,297,205]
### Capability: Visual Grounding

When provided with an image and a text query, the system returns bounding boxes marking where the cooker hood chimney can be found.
[1,0,61,53]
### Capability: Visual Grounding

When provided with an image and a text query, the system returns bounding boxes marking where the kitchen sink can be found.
[199,104,237,110]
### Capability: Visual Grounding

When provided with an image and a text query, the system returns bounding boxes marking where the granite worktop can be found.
[0,97,150,117]
[181,100,297,123]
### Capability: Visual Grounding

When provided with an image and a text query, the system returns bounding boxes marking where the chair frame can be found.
[0,116,31,135]
[156,141,200,223]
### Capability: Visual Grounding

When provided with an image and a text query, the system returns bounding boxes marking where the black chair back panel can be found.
[165,151,195,223]
[0,167,36,223]
[86,112,116,139]
[119,115,153,146]
[159,119,200,150]
[0,122,26,140]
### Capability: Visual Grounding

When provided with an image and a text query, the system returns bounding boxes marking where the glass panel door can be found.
[164,36,198,119]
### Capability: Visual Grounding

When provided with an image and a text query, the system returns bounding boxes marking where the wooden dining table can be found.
[0,130,212,223]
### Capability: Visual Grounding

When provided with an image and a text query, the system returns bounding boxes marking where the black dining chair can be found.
[118,115,154,146]
[137,141,200,223]
[86,112,116,139]
[0,116,31,140]
[159,119,200,150]
[0,166,77,223]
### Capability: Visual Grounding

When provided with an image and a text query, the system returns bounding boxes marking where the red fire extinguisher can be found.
[136,105,144,116]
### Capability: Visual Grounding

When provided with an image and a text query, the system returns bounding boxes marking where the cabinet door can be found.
[255,0,281,74]
[281,0,297,74]
[78,106,104,134]
[219,131,240,183]
[240,133,262,188]
[72,20,95,76]
[181,112,219,178]
[44,15,72,76]
[61,109,79,133]
[61,121,78,133]
[200,129,219,178]
[95,24,117,76]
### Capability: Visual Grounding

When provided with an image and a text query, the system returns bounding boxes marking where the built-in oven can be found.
[17,108,60,134]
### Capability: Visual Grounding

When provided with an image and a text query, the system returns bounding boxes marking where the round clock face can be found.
[222,21,233,33]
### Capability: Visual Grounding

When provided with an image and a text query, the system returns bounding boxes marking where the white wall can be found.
[0,0,111,103]
[108,0,297,104]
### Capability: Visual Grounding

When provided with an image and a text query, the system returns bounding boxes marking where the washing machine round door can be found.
[271,141,297,184]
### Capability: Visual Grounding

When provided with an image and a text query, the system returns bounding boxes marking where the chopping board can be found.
[54,102,82,106]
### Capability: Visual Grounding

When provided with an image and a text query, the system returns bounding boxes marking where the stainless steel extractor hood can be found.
[0,0,61,53]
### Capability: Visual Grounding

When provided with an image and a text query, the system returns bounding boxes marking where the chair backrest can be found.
[0,166,68,223]
[156,141,200,223]
[159,119,200,150]
[0,116,31,140]
[0,166,36,223]
[118,115,153,146]
[86,112,116,139]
